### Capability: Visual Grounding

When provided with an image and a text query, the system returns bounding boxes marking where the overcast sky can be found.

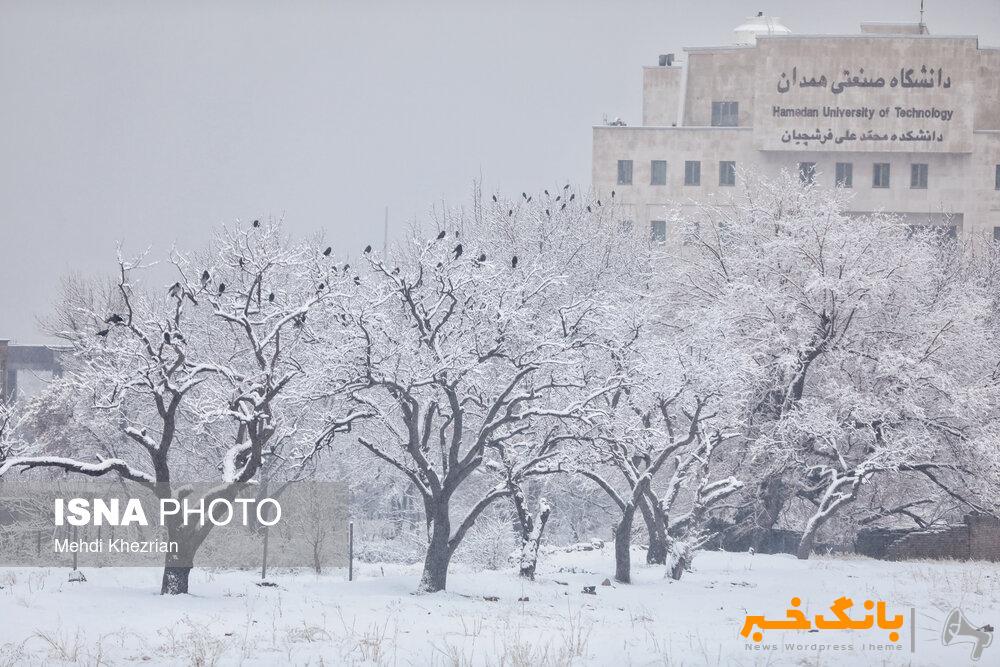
[2,0,998,343]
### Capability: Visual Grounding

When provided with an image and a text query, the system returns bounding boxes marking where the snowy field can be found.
[0,547,997,666]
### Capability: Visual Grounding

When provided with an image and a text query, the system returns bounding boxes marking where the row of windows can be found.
[800,161,930,189]
[649,220,964,244]
[618,160,1000,191]
[618,159,734,186]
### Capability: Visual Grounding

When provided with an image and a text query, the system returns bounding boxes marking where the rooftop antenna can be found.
[919,0,926,31]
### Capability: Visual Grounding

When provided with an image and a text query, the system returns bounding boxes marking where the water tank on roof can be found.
[734,13,792,45]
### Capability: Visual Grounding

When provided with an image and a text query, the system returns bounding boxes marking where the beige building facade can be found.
[593,19,1000,241]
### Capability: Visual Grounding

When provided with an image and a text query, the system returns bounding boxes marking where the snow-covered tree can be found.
[330,188,638,592]
[666,172,999,558]
[1,220,362,593]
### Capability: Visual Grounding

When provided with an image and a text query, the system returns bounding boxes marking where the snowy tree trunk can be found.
[614,504,638,584]
[796,469,862,560]
[160,528,194,595]
[667,541,692,581]
[160,560,192,595]
[728,473,788,551]
[639,494,668,565]
[796,523,821,560]
[418,500,452,593]
[515,496,551,580]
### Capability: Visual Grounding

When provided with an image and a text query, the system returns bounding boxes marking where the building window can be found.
[617,160,633,185]
[799,162,816,185]
[650,160,667,185]
[835,162,853,188]
[651,220,667,242]
[911,163,928,189]
[873,163,891,189]
[711,101,739,127]
[684,161,701,186]
[993,226,1000,242]
[719,161,736,186]
[995,164,999,190]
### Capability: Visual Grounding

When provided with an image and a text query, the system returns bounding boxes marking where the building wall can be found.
[593,125,1000,235]
[642,66,682,126]
[974,50,1000,129]
[855,513,1000,562]
[683,49,755,127]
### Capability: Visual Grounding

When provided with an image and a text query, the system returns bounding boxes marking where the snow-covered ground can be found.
[0,546,997,665]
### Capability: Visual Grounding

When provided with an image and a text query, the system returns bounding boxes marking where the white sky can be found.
[2,0,998,343]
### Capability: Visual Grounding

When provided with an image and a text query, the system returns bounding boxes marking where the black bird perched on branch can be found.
[544,189,549,196]
[569,193,575,201]
[105,314,124,325]
[477,252,486,263]
[323,246,332,256]
[343,263,350,272]
[597,199,602,207]
[96,328,109,337]
[364,245,372,254]
[391,267,400,276]
[563,184,570,190]
[253,219,260,228]
[453,243,463,259]
[545,209,550,217]
[436,230,446,240]
[353,276,361,285]
[586,205,592,213]
[492,194,497,203]
[555,195,561,202]
[508,209,513,217]
[511,255,518,269]
[200,270,210,289]
[317,282,325,291]
[561,203,566,210]
[268,293,275,302]
[522,192,527,200]
[526,196,532,203]
[168,282,182,298]
[611,190,616,199]
[218,283,226,295]
[163,332,171,344]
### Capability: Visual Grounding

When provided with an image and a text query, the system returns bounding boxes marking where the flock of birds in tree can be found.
[95,188,610,339]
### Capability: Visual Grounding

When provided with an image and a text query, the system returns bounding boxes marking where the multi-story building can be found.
[592,16,1000,241]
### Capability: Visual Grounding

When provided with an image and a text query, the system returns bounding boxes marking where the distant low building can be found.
[0,339,67,403]
[593,16,1000,241]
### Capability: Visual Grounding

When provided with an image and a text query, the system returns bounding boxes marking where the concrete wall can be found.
[974,49,1000,129]
[683,49,755,127]
[642,66,682,126]
[855,513,1000,562]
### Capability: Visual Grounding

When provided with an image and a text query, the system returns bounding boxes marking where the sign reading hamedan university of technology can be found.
[753,38,974,153]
